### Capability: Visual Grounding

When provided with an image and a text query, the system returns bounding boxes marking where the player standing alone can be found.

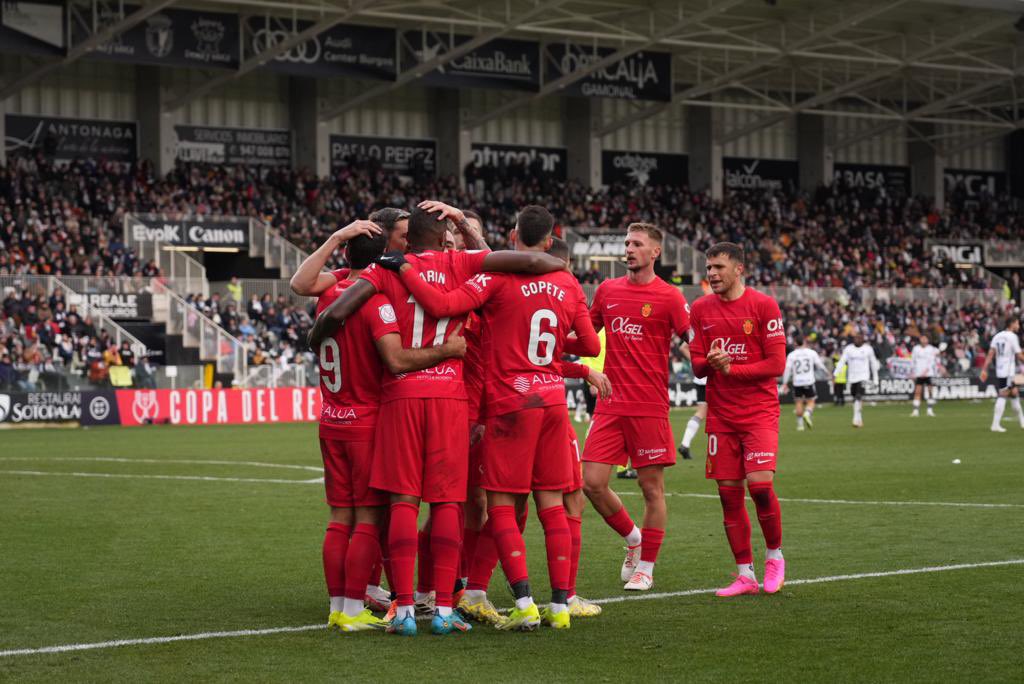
[833,333,879,428]
[910,335,941,418]
[781,335,826,431]
[688,242,787,596]
[575,223,690,592]
[980,317,1024,432]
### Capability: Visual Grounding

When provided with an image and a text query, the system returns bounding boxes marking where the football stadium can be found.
[1,0,1023,680]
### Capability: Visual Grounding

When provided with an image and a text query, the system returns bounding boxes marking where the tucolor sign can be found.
[330,134,436,175]
[470,142,567,180]
[5,114,137,162]
[602,150,688,187]
[174,125,292,167]
[545,44,672,102]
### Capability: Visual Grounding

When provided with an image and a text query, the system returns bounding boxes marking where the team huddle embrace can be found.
[296,201,787,636]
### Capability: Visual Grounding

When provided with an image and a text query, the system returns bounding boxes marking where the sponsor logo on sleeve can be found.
[766,317,785,338]
[378,304,397,324]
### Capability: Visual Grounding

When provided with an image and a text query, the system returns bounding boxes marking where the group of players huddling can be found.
[293,200,790,636]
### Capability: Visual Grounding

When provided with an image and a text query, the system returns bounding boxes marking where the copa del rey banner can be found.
[115,388,321,426]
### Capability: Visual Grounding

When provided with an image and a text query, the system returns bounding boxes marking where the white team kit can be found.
[834,342,879,427]
[783,348,826,394]
[911,344,941,381]
[991,330,1022,389]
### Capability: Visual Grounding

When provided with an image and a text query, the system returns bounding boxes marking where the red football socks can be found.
[467,520,499,592]
[322,521,350,598]
[748,481,783,550]
[367,559,383,589]
[603,506,636,539]
[488,505,529,586]
[718,485,752,564]
[461,526,479,579]
[343,523,380,601]
[640,527,665,564]
[539,505,571,592]
[388,502,419,606]
[416,526,433,594]
[430,503,462,608]
[566,515,582,598]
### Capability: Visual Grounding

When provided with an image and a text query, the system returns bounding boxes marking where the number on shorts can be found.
[708,434,718,456]
[319,338,342,393]
[408,295,450,348]
[527,308,558,366]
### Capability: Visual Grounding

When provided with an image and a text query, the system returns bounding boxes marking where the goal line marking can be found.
[2,558,1022,659]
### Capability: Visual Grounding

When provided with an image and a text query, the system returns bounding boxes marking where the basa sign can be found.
[833,163,910,195]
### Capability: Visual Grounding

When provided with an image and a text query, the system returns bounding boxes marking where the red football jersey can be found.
[316,279,398,440]
[360,249,488,401]
[587,276,690,418]
[463,312,485,424]
[688,288,786,433]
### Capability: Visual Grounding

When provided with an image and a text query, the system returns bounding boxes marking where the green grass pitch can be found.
[1,401,1021,682]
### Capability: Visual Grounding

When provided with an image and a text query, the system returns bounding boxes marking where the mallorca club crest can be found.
[641,303,653,318]
[742,319,754,335]
[145,14,174,58]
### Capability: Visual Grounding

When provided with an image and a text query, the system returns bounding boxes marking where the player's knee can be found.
[582,476,607,499]
[329,506,354,526]
[638,474,664,501]
[563,488,585,517]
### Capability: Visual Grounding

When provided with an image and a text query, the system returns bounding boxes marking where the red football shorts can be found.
[564,424,583,494]
[319,437,388,508]
[704,429,779,480]
[481,406,572,494]
[370,398,469,503]
[582,414,677,469]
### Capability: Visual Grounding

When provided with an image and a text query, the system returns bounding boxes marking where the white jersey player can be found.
[910,335,942,418]
[980,318,1024,432]
[833,334,879,428]
[781,336,827,431]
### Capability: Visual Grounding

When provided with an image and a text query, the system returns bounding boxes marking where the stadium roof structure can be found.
[11,0,1024,153]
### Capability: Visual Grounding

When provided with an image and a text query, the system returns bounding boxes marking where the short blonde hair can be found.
[627,222,663,244]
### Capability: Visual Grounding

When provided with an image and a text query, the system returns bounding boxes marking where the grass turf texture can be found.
[1,401,1021,682]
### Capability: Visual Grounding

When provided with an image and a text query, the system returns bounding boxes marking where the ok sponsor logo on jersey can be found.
[766,316,785,339]
[610,315,644,340]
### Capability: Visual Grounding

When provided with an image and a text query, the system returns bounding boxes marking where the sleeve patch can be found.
[378,304,397,324]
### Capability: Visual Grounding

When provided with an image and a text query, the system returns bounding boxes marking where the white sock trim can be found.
[625,526,642,547]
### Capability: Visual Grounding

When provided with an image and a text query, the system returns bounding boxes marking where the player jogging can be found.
[315,233,465,632]
[309,204,565,636]
[379,208,603,630]
[688,242,787,597]
[781,335,826,431]
[910,335,941,418]
[979,317,1024,432]
[573,223,691,592]
[833,333,879,428]
[678,343,705,459]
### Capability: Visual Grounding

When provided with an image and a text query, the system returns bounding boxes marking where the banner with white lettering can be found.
[928,242,985,265]
[129,216,249,248]
[174,125,292,167]
[724,157,799,192]
[0,390,119,425]
[74,293,154,320]
[545,44,671,101]
[73,5,240,69]
[4,114,137,162]
[570,233,625,259]
[245,17,396,80]
[833,163,910,195]
[0,0,65,56]
[944,169,1007,198]
[602,150,688,187]
[114,388,321,426]
[402,32,540,91]
[470,143,567,180]
[329,135,436,175]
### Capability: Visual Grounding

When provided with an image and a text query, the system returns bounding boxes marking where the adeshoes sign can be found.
[75,5,240,69]
[944,169,1007,198]
[175,125,292,167]
[129,216,250,248]
[115,388,320,426]
[0,390,119,426]
[330,135,436,175]
[929,242,985,265]
[724,157,799,192]
[602,150,688,187]
[833,163,911,195]
[402,32,540,92]
[545,44,671,102]
[470,143,567,180]
[4,114,137,162]
[246,18,396,80]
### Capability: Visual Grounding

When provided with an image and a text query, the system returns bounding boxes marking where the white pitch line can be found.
[1,558,1022,659]
[0,456,322,472]
[0,470,315,486]
[616,490,1024,509]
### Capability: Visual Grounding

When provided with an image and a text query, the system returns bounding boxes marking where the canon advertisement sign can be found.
[129,216,250,248]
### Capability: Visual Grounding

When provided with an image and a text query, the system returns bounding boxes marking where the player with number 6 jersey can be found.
[688,242,787,598]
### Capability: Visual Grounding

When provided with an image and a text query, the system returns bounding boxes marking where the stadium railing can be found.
[0,274,149,362]
[240,362,313,389]
[249,217,308,280]
[208,279,311,306]
[123,214,209,297]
